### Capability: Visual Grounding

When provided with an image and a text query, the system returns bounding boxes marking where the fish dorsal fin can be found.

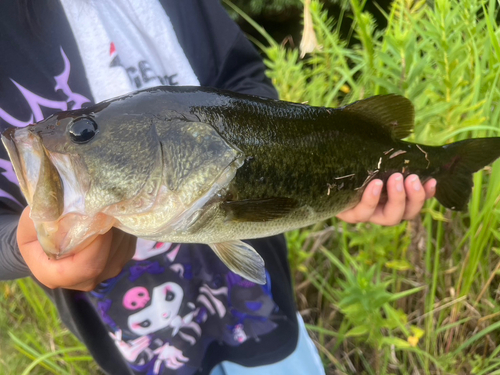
[221,197,298,222]
[209,241,266,284]
[342,94,414,139]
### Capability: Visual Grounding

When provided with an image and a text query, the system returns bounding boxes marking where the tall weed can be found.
[265,0,500,373]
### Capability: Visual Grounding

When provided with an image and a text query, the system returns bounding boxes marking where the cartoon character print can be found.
[113,278,191,372]
[126,281,184,336]
[133,238,172,261]
[88,239,282,375]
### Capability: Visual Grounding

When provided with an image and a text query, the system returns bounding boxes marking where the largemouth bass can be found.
[3,86,500,284]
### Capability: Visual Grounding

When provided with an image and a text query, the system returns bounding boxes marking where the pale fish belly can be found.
[151,192,361,244]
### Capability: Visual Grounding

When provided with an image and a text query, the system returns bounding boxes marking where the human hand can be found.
[336,174,436,225]
[17,207,137,291]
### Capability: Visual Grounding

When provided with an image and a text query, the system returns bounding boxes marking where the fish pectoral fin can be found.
[209,241,266,285]
[343,94,414,140]
[221,197,298,222]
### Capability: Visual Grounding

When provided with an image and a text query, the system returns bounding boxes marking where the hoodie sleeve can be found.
[0,212,30,280]
[0,145,30,279]
[0,176,30,279]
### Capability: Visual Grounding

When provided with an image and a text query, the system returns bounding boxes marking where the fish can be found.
[3,86,500,284]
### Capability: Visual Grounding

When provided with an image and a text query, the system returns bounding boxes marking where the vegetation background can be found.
[1,0,500,374]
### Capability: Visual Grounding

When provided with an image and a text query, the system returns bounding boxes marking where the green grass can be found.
[0,280,101,375]
[264,0,500,373]
[2,0,500,374]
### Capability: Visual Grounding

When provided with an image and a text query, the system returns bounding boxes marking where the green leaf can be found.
[380,336,412,349]
[385,259,413,271]
[346,325,370,337]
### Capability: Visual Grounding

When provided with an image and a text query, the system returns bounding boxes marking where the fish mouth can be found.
[2,127,65,222]
[2,127,115,258]
[2,127,38,206]
[2,127,68,257]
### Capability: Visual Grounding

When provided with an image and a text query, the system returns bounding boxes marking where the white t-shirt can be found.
[59,0,200,103]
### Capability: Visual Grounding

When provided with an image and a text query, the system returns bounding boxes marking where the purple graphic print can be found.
[88,241,282,375]
[54,47,91,111]
[0,47,91,205]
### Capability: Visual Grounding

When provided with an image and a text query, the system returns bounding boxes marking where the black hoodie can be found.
[0,1,299,374]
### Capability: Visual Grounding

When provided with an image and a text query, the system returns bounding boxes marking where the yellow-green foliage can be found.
[259,0,500,373]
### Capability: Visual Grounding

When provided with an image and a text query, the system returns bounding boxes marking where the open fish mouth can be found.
[2,127,64,222]
[2,127,111,258]
[2,127,66,254]
[2,126,43,208]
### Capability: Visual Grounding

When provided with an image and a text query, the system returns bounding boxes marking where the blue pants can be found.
[210,314,325,375]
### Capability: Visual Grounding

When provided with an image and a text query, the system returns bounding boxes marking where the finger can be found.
[18,208,115,290]
[95,231,126,283]
[17,207,41,248]
[16,208,71,287]
[370,173,406,226]
[423,178,437,199]
[95,230,136,284]
[66,230,115,279]
[402,174,426,220]
[336,179,383,223]
[54,230,136,290]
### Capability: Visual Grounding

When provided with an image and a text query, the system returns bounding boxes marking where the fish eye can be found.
[69,117,98,144]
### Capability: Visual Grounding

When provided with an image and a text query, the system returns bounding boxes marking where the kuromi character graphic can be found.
[127,282,184,336]
[89,241,285,374]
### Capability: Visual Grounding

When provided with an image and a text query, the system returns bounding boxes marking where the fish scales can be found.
[190,93,411,204]
[183,99,419,241]
[3,86,500,284]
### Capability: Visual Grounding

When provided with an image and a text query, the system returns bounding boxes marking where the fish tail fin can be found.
[433,137,500,211]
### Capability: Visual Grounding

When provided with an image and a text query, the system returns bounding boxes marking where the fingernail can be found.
[395,174,404,192]
[410,175,421,191]
[372,180,383,196]
[429,179,437,191]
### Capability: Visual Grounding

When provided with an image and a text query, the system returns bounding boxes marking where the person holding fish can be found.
[0,0,447,374]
